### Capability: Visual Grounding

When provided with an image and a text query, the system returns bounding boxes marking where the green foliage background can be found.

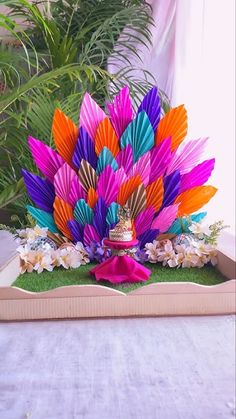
[0,0,169,226]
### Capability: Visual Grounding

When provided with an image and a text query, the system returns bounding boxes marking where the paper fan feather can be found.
[24,86,217,246]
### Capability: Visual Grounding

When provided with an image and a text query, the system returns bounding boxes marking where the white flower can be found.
[145,241,160,263]
[182,247,200,268]
[68,251,83,269]
[17,244,32,261]
[58,248,82,269]
[34,254,54,274]
[20,260,34,274]
[189,222,210,239]
[33,225,48,238]
[167,257,178,268]
[18,225,48,244]
[157,241,176,266]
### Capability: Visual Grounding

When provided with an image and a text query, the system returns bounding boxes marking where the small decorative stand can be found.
[90,238,151,284]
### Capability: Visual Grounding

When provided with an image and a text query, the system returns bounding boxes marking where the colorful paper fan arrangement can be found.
[23,86,217,248]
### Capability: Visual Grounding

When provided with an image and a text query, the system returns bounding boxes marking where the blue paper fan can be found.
[120,111,154,163]
[106,202,120,225]
[168,212,207,234]
[26,205,59,233]
[96,147,118,175]
[74,199,93,225]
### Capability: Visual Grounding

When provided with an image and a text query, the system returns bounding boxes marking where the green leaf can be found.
[0,178,25,209]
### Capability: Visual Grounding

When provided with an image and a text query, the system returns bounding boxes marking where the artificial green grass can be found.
[12,263,228,293]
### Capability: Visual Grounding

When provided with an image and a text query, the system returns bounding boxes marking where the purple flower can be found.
[85,241,111,263]
[134,247,148,263]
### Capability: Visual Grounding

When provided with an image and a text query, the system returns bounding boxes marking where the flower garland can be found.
[16,220,227,274]
[17,226,89,274]
[145,238,217,268]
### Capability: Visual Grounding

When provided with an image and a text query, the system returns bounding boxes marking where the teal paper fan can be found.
[106,202,120,225]
[168,212,207,234]
[26,205,59,233]
[74,199,93,225]
[120,111,154,163]
[96,147,118,175]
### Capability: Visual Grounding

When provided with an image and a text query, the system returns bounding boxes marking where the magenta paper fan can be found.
[28,136,64,182]
[96,166,119,206]
[152,204,179,233]
[107,86,133,137]
[180,158,215,193]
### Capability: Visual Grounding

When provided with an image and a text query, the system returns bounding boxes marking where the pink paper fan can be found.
[68,177,86,206]
[128,152,150,187]
[84,224,101,246]
[134,207,155,237]
[149,137,172,183]
[79,93,106,141]
[152,204,179,233]
[115,167,128,187]
[28,136,64,182]
[54,163,77,203]
[116,144,133,173]
[166,138,208,175]
[97,166,119,205]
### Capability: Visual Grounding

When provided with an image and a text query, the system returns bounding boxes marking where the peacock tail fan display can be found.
[23,86,217,249]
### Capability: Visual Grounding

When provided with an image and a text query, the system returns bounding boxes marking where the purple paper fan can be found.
[138,229,159,249]
[67,219,84,243]
[137,86,161,131]
[22,169,55,213]
[93,198,107,238]
[72,127,98,170]
[162,170,181,208]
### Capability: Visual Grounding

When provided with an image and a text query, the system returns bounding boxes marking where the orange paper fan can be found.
[146,177,164,212]
[155,105,187,151]
[53,109,78,165]
[175,185,217,217]
[117,175,142,206]
[87,187,98,209]
[53,196,73,240]
[95,117,120,157]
